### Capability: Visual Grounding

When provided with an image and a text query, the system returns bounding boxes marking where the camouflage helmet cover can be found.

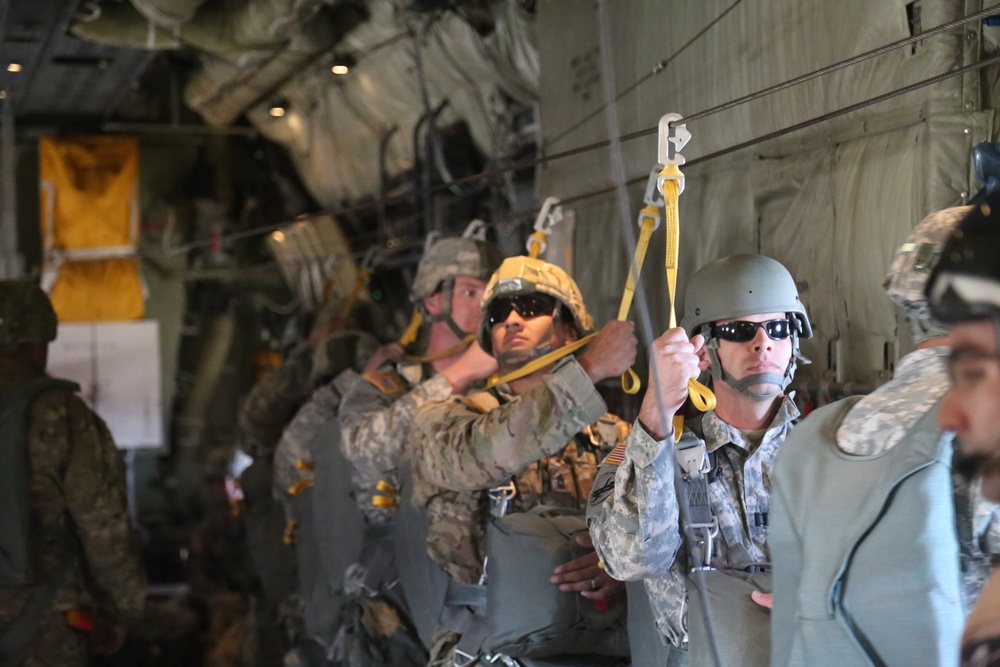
[0,282,57,352]
[885,206,970,344]
[680,254,812,338]
[410,237,504,302]
[477,256,595,354]
[884,206,972,306]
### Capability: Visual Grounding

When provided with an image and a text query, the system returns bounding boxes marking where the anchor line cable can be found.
[673,5,1000,127]
[596,2,724,664]
[166,17,1000,254]
[547,0,745,147]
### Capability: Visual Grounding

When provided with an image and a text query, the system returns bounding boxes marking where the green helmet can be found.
[410,237,504,302]
[680,255,810,398]
[477,256,594,355]
[884,206,970,344]
[681,254,812,338]
[0,282,57,353]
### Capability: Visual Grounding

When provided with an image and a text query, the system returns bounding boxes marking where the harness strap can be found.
[0,556,73,664]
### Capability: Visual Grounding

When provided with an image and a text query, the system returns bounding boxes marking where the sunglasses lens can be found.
[713,319,791,342]
[487,294,557,326]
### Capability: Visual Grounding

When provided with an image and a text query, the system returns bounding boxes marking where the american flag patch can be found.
[602,442,627,467]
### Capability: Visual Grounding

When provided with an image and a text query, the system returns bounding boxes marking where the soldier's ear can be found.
[423,292,445,315]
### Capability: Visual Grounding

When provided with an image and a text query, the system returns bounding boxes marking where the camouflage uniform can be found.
[412,358,627,667]
[587,397,799,647]
[338,361,455,522]
[239,331,378,456]
[0,282,145,666]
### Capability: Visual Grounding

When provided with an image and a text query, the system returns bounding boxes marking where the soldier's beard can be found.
[955,446,1000,502]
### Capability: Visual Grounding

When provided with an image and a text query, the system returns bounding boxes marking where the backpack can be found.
[0,377,78,587]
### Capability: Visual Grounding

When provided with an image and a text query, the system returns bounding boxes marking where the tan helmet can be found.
[410,237,504,302]
[0,282,57,354]
[477,256,594,354]
[884,206,971,344]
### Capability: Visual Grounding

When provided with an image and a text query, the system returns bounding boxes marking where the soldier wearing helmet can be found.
[924,194,1000,662]
[587,254,810,665]
[410,256,637,666]
[0,282,145,666]
[766,207,1000,667]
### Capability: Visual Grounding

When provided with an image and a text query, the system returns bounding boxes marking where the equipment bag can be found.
[482,507,629,659]
[686,568,771,667]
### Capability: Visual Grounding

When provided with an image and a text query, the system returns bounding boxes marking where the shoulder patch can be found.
[589,466,617,505]
[602,441,627,467]
[460,391,501,414]
[363,371,403,395]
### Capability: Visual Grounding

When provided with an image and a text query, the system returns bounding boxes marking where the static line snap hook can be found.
[657,113,690,196]
[525,196,562,257]
[462,218,488,240]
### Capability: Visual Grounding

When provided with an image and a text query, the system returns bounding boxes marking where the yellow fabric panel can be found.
[39,136,138,249]
[49,259,145,322]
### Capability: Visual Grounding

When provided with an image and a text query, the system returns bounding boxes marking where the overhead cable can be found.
[167,14,1000,254]
[673,5,1000,127]
[547,0,745,147]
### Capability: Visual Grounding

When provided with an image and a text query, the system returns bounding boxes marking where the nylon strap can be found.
[659,162,717,440]
[615,208,659,395]
[399,309,423,347]
[403,334,476,363]
[335,267,372,324]
[487,333,596,388]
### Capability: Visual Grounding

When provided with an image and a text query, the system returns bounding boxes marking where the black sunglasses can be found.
[711,318,792,343]
[487,293,558,326]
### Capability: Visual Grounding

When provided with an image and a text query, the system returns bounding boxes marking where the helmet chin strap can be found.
[423,278,473,340]
[494,308,562,374]
[705,333,808,400]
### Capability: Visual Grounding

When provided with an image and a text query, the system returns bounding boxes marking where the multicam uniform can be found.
[587,397,798,647]
[239,331,378,456]
[412,357,627,660]
[0,363,146,666]
[338,361,455,520]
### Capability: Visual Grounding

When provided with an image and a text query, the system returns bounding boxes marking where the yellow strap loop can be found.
[659,164,716,440]
[399,309,423,347]
[376,480,398,495]
[294,459,313,472]
[616,208,660,394]
[372,495,398,508]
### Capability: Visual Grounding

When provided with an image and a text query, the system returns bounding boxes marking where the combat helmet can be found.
[927,194,1000,325]
[680,254,811,398]
[477,256,594,356]
[0,282,57,354]
[884,206,971,344]
[411,236,503,337]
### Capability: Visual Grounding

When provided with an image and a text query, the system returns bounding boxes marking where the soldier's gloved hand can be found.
[364,342,405,373]
[577,321,638,384]
[441,341,498,393]
[637,328,705,440]
[550,533,625,601]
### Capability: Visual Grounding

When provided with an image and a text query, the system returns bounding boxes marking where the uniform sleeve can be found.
[238,342,315,453]
[338,370,454,482]
[974,483,1000,559]
[59,395,146,625]
[586,421,682,580]
[413,359,607,492]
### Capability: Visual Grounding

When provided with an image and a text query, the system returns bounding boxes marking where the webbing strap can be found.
[486,333,596,388]
[404,334,476,364]
[335,267,372,324]
[659,160,716,440]
[0,555,73,663]
[399,309,423,347]
[615,208,659,395]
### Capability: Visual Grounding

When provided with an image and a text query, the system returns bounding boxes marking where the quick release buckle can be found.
[488,482,517,518]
